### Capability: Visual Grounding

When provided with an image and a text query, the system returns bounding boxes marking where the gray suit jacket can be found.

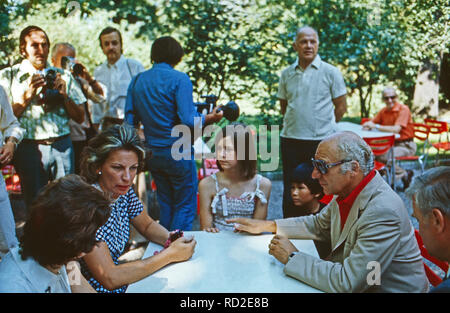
[276,172,429,293]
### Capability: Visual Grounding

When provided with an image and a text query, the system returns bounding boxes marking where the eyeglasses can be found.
[311,158,352,175]
[383,95,396,100]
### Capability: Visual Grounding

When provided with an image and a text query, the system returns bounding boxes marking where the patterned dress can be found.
[80,186,143,293]
[210,173,268,231]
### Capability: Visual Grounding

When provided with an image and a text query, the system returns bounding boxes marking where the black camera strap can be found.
[129,71,143,128]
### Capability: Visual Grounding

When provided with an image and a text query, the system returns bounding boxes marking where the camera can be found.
[194,94,240,122]
[194,95,218,116]
[61,56,84,77]
[37,69,65,112]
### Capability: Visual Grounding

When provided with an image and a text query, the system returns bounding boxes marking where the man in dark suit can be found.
[406,166,450,293]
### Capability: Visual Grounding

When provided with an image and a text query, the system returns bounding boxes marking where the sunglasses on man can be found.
[383,95,396,100]
[311,158,352,175]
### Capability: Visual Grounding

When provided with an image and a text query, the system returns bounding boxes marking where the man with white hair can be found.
[406,166,450,293]
[228,131,428,292]
[278,26,347,218]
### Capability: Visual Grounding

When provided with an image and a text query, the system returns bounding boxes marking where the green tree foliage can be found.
[1,0,448,118]
[282,0,449,117]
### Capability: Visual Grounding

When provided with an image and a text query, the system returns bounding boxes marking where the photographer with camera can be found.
[51,42,105,174]
[1,26,86,210]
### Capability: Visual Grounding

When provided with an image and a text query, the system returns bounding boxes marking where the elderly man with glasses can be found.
[362,86,416,189]
[228,131,428,293]
[406,166,450,293]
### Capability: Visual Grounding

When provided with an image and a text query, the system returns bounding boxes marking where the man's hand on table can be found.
[362,120,376,130]
[269,235,298,265]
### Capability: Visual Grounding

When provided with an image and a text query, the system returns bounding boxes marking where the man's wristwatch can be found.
[375,124,380,130]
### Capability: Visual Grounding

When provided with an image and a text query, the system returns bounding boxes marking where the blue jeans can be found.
[13,135,74,209]
[0,175,18,256]
[147,147,197,231]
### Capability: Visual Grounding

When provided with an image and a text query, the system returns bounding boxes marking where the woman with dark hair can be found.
[199,123,272,232]
[0,174,111,293]
[125,36,223,231]
[79,124,196,293]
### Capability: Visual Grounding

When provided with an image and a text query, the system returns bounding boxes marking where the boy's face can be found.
[291,182,316,207]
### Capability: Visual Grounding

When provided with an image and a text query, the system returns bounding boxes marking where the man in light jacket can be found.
[228,131,428,292]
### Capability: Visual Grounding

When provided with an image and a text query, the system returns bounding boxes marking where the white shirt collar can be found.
[293,54,321,71]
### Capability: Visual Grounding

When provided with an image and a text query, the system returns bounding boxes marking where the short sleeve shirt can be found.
[277,55,347,140]
[80,187,143,293]
[372,102,414,141]
[4,59,86,140]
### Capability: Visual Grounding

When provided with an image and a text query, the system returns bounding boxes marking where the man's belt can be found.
[22,134,70,145]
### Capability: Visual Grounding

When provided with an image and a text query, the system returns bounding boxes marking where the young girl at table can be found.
[199,123,271,232]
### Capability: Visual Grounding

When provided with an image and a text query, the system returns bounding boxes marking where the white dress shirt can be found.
[94,55,145,120]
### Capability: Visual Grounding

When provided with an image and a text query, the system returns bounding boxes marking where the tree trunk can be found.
[412,59,440,118]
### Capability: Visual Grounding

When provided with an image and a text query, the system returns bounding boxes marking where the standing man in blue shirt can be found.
[125,36,223,231]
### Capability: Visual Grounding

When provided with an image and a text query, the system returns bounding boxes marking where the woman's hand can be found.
[166,236,196,263]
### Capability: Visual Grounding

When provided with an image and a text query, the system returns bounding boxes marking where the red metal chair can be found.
[198,158,220,181]
[414,229,449,287]
[2,165,21,194]
[395,123,430,173]
[424,118,450,165]
[363,135,396,188]
[197,158,220,215]
[360,117,371,125]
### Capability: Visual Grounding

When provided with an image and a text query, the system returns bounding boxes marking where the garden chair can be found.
[395,123,430,173]
[363,135,396,189]
[424,118,450,165]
